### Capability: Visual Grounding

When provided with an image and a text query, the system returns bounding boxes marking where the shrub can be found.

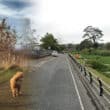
[81,48,90,54]
[9,65,23,71]
[91,50,110,56]
[87,60,109,72]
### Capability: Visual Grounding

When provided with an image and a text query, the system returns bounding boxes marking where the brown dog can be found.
[10,72,24,97]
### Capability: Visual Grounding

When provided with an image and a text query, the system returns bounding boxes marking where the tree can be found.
[58,44,66,52]
[0,18,23,69]
[83,26,103,48]
[40,33,58,50]
[79,39,93,50]
[0,18,16,51]
[105,42,110,50]
[21,29,38,50]
[66,43,75,52]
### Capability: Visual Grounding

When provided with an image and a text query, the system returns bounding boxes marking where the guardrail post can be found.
[97,78,103,96]
[89,72,93,84]
[84,67,87,76]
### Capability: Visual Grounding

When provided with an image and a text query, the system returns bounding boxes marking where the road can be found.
[0,54,96,110]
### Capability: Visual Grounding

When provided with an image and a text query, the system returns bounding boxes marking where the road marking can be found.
[66,58,84,110]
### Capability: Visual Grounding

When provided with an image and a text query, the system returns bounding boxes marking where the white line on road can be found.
[66,58,85,110]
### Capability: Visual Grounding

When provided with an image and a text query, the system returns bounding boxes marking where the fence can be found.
[69,54,110,105]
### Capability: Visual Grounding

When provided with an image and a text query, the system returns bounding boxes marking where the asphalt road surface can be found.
[0,54,96,110]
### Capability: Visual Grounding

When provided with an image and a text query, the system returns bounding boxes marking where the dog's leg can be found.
[11,88,17,97]
[16,85,22,96]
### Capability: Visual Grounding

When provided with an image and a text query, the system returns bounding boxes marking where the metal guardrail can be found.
[69,54,110,105]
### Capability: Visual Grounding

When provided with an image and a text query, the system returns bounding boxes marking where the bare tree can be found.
[83,26,103,48]
[0,18,16,51]
[0,18,25,69]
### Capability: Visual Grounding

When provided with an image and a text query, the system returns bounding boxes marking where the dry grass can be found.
[0,50,29,83]
[0,51,28,70]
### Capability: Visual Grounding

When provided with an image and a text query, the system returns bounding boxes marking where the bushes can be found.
[100,51,110,56]
[74,49,110,78]
[81,48,90,54]
[91,50,110,56]
[88,60,107,71]
[81,49,110,56]
[87,60,110,77]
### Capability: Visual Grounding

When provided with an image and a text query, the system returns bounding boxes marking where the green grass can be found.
[0,66,26,84]
[98,57,110,65]
[88,67,110,85]
[81,54,110,72]
[0,69,17,84]
[81,54,110,65]
[71,52,110,85]
[71,51,110,65]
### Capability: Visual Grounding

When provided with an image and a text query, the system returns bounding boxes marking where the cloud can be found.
[0,4,18,16]
[0,0,35,18]
[0,0,33,39]
[0,0,110,43]
[30,0,110,43]
[0,0,33,11]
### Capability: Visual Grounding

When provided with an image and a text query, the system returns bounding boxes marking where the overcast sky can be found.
[0,0,110,44]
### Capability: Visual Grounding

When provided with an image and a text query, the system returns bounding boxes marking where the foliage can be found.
[20,29,38,50]
[58,44,66,52]
[80,48,110,56]
[40,33,59,50]
[105,42,110,50]
[78,53,110,78]
[72,50,110,78]
[0,18,29,84]
[90,50,110,56]
[66,43,78,52]
[0,66,24,83]
[81,48,92,54]
[0,18,28,70]
[79,39,93,50]
[0,18,16,50]
[87,60,107,71]
[83,26,103,48]
[87,60,110,77]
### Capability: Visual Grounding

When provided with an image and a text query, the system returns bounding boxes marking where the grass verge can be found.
[0,66,27,84]
[72,53,110,85]
[87,67,110,85]
[0,69,17,84]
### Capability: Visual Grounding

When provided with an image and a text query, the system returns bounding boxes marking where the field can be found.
[72,52,110,85]
[81,54,110,65]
